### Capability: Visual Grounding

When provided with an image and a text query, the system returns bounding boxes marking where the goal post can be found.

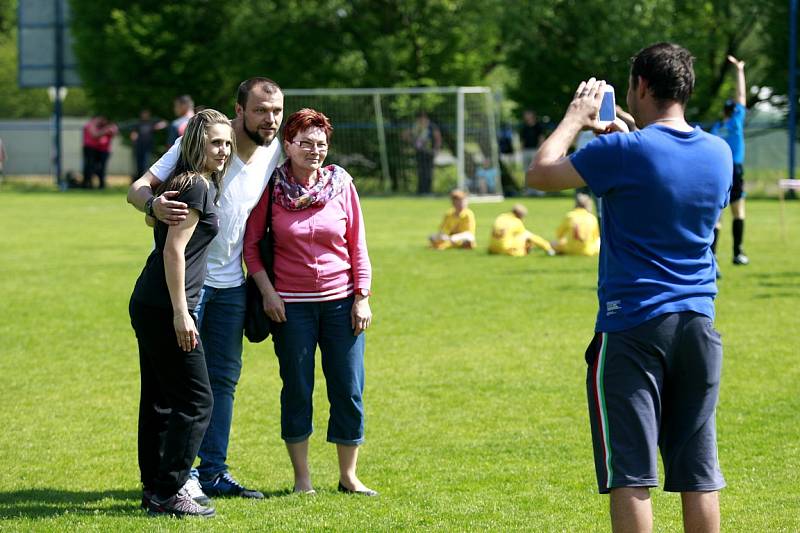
[282,86,501,197]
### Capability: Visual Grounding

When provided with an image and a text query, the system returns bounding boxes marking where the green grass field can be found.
[0,188,798,531]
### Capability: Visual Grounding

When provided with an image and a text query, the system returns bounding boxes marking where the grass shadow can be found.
[258,487,295,499]
[0,182,129,195]
[0,488,142,519]
[750,271,800,286]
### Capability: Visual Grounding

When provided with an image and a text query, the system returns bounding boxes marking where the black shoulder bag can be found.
[244,179,275,343]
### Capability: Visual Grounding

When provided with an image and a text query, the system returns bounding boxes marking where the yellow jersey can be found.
[488,212,529,257]
[554,208,600,256]
[440,208,476,236]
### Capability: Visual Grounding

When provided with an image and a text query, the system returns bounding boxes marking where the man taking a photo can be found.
[527,43,730,533]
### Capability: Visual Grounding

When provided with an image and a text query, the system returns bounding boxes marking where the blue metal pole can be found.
[789,0,797,183]
[55,0,64,190]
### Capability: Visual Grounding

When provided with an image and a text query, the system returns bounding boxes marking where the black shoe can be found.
[338,481,378,497]
[201,472,264,499]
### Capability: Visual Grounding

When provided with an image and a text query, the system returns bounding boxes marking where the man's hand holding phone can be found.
[565,78,612,132]
[566,78,633,137]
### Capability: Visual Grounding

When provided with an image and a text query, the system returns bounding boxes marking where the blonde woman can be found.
[129,109,233,518]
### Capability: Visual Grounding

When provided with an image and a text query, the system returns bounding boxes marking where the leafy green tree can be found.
[502,0,770,123]
[760,0,799,113]
[67,0,788,128]
[337,0,505,88]
[70,0,242,120]
[69,0,507,120]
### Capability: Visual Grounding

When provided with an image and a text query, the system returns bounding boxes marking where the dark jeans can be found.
[271,296,366,445]
[130,299,213,498]
[134,145,152,183]
[82,146,110,189]
[193,284,247,480]
[416,151,434,194]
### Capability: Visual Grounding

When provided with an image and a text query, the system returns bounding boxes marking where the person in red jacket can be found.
[82,115,118,189]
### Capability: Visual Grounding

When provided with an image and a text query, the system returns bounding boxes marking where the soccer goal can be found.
[282,87,501,197]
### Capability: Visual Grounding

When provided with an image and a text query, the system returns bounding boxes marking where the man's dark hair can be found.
[630,42,695,106]
[236,77,282,109]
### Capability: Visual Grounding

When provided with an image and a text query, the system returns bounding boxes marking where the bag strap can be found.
[265,177,275,234]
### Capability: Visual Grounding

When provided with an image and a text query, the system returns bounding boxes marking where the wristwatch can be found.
[145,196,156,217]
[356,288,371,297]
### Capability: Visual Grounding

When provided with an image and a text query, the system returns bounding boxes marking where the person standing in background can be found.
[497,121,516,168]
[519,110,545,192]
[711,55,749,266]
[167,95,196,149]
[0,136,6,181]
[82,115,118,189]
[412,111,442,195]
[130,109,167,183]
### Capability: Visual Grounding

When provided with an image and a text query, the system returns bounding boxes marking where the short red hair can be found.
[283,108,333,144]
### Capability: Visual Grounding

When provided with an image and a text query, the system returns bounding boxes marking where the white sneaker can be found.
[184,477,212,506]
[148,485,215,518]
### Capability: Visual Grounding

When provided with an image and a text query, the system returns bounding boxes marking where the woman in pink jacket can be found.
[243,109,375,496]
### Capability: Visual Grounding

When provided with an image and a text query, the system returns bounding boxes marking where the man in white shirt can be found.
[128,78,284,502]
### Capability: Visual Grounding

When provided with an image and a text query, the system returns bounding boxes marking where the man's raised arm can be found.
[728,55,746,106]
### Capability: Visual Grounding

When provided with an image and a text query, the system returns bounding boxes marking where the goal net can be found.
[282,87,501,197]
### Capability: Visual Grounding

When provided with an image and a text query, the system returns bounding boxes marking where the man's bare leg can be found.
[681,491,720,533]
[610,487,652,533]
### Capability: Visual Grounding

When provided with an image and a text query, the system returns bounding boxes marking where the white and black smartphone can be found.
[597,85,616,128]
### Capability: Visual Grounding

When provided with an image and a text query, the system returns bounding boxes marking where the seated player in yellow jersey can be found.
[429,189,477,249]
[488,204,555,257]
[551,193,600,256]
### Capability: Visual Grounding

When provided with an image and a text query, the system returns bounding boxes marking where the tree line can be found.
[0,0,795,124]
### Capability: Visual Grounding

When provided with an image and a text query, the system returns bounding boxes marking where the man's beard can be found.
[243,120,272,146]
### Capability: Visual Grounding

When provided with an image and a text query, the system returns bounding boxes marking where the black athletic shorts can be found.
[585,312,726,494]
[730,163,745,203]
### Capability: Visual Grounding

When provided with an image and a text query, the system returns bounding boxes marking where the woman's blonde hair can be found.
[156,108,234,204]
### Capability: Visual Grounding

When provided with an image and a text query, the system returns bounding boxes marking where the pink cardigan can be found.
[243,179,372,303]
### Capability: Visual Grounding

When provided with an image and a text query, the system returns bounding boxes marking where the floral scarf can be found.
[272,160,351,211]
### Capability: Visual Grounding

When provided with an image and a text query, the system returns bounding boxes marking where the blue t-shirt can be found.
[710,103,745,164]
[570,125,732,332]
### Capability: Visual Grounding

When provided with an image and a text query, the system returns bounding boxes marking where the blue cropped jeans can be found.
[271,295,366,445]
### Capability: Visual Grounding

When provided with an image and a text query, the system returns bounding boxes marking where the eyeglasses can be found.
[290,140,329,152]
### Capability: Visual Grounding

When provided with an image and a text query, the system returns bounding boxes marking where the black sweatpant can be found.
[129,299,213,498]
[82,146,109,189]
[416,151,434,194]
